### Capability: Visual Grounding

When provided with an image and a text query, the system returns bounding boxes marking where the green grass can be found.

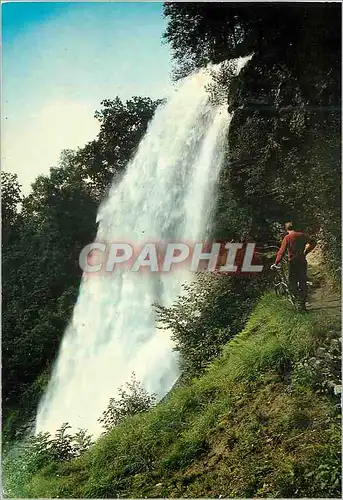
[4,293,341,498]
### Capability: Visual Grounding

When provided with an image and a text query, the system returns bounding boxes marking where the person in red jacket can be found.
[271,222,316,309]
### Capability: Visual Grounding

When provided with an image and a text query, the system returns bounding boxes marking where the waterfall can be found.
[35,64,242,438]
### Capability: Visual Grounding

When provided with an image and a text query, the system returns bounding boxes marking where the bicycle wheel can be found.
[287,291,297,306]
[275,282,288,297]
[285,286,298,306]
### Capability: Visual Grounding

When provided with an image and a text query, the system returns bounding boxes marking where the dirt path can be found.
[308,287,341,312]
[306,245,341,313]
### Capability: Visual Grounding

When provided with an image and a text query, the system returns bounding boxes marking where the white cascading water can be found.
[36,60,247,438]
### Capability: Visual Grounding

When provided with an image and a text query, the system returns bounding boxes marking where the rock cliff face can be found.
[210,50,341,275]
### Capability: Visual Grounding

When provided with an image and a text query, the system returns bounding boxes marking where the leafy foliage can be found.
[156,271,268,379]
[3,374,155,497]
[164,3,340,77]
[292,336,341,397]
[98,374,157,432]
[1,171,22,215]
[3,423,93,498]
[74,97,161,198]
[1,171,23,245]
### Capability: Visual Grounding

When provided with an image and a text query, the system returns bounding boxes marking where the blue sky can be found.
[2,1,173,193]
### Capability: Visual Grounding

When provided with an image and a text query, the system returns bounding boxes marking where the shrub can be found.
[156,271,267,379]
[2,424,93,497]
[292,336,341,397]
[98,373,157,432]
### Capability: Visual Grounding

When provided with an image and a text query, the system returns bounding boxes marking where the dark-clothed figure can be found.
[272,222,316,308]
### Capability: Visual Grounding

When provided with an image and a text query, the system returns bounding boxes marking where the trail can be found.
[307,246,341,313]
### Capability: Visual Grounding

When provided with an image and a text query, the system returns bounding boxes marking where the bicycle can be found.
[272,263,313,310]
[257,245,312,310]
[271,264,297,306]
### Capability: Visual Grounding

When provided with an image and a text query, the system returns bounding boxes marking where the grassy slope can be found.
[20,291,341,499]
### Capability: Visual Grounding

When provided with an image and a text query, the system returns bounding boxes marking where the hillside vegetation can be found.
[4,268,341,497]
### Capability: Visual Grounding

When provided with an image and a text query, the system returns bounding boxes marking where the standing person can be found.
[271,222,316,309]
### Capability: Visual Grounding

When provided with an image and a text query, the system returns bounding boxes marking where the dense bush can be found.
[3,374,157,497]
[292,336,341,398]
[156,270,268,379]
[2,423,93,497]
[98,374,157,433]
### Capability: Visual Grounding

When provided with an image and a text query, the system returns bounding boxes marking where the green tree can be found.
[75,97,161,198]
[1,171,22,245]
[2,151,98,436]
